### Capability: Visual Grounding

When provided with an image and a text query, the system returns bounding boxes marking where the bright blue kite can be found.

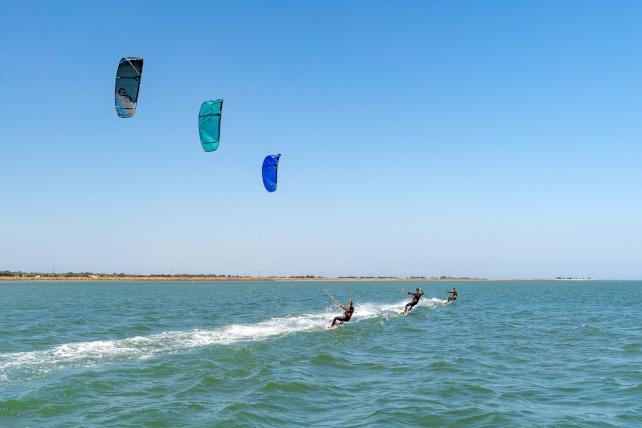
[262,154,281,192]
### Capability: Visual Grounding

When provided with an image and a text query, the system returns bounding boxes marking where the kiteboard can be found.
[325,322,342,330]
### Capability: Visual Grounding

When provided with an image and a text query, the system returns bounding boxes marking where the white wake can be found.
[0,297,446,380]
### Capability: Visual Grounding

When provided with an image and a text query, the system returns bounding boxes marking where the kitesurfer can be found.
[403,288,424,315]
[447,287,458,303]
[330,300,354,328]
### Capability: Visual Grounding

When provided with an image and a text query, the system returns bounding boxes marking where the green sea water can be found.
[1,280,640,427]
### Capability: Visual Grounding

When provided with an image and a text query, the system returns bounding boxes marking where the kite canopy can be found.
[114,57,143,118]
[198,100,223,152]
[262,154,281,192]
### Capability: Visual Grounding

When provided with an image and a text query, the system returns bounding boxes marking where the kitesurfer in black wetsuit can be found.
[330,300,354,328]
[403,288,424,315]
[447,287,458,303]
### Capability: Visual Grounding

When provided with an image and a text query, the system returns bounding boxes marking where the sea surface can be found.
[0,280,640,427]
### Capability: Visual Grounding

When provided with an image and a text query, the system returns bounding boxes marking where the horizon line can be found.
[0,270,601,282]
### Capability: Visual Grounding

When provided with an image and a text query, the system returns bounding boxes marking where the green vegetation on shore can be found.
[0,271,486,281]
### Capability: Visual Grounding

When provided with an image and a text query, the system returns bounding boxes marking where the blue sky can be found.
[1,1,641,278]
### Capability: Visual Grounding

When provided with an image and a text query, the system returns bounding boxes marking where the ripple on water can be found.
[0,280,641,427]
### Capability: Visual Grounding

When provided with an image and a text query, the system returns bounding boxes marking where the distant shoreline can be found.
[0,274,579,282]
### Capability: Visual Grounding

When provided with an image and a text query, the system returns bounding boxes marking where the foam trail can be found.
[0,297,447,381]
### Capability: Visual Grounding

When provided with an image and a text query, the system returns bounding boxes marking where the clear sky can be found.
[1,1,641,278]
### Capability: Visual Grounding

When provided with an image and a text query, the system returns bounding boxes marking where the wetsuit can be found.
[404,290,423,313]
[331,304,354,327]
[447,290,457,302]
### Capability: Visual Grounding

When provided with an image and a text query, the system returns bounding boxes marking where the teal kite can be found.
[198,100,223,152]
